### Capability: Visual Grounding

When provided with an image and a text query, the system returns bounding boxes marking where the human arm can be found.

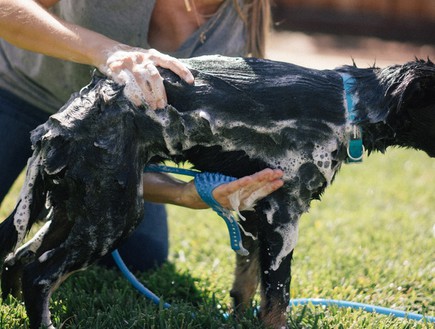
[0,0,194,108]
[142,169,284,210]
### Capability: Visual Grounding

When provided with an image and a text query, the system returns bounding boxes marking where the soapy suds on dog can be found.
[97,56,346,274]
[151,108,345,272]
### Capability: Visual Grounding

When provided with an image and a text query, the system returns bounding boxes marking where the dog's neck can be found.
[337,66,406,155]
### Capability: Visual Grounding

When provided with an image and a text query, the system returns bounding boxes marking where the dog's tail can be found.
[0,154,47,263]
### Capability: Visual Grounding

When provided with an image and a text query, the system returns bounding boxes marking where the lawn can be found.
[0,148,434,328]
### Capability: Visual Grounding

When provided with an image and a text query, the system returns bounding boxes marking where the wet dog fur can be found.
[1,56,434,328]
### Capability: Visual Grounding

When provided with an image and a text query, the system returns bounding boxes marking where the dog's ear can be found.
[394,65,435,157]
[398,75,435,112]
[393,60,435,112]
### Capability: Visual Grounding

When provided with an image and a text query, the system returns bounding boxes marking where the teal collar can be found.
[340,73,364,163]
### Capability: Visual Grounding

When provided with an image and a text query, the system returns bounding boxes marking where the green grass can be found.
[0,149,434,328]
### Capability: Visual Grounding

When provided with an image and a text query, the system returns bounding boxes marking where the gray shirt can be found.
[0,0,246,113]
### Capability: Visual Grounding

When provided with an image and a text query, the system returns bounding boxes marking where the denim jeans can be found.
[0,89,168,271]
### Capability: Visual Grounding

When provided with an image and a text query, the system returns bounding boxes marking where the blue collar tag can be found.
[347,136,364,162]
[340,73,364,163]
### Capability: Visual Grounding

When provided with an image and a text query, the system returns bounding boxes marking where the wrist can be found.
[178,181,208,209]
[90,42,128,71]
[142,172,207,209]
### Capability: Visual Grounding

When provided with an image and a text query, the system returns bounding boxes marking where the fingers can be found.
[99,46,193,109]
[240,179,284,210]
[132,62,167,109]
[216,169,283,196]
[212,169,284,210]
[148,49,194,84]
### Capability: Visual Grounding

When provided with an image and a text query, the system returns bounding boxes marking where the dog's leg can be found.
[230,212,260,315]
[18,206,80,329]
[21,248,72,329]
[21,231,88,329]
[1,221,52,299]
[258,249,293,329]
[258,199,301,329]
[2,252,35,300]
[19,201,128,329]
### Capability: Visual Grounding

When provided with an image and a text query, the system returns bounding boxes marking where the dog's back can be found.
[153,56,348,180]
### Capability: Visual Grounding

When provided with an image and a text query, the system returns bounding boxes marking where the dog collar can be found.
[340,73,364,163]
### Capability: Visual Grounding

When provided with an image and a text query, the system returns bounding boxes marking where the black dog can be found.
[1,56,434,329]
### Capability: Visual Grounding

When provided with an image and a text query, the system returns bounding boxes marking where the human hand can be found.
[182,168,284,210]
[212,168,284,211]
[98,46,194,109]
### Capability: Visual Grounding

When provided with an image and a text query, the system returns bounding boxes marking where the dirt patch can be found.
[266,30,435,68]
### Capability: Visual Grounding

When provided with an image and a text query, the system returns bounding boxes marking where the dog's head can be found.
[384,59,435,157]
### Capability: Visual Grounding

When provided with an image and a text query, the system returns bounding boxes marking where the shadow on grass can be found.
[38,261,265,328]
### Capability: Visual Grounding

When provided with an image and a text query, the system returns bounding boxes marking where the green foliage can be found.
[0,149,434,328]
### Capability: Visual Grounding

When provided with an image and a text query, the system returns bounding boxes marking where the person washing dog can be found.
[0,0,283,271]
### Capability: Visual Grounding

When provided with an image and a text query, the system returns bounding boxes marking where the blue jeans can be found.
[0,89,168,271]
